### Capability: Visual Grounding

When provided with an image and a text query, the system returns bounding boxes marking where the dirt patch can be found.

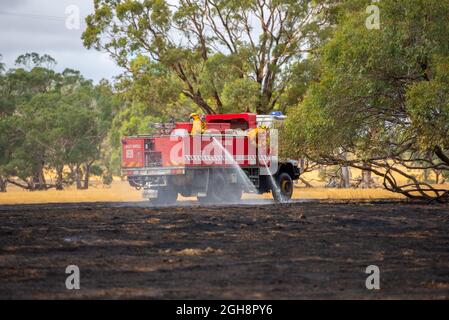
[0,201,448,299]
[161,247,223,256]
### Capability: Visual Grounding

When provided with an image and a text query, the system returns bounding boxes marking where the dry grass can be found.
[2,162,444,205]
[0,180,411,205]
[0,181,142,205]
[291,187,405,200]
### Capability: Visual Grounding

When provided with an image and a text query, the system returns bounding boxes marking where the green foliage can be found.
[15,52,57,70]
[221,78,259,113]
[83,0,332,114]
[284,0,449,199]
[286,0,449,157]
[0,53,118,191]
[278,58,320,113]
[122,56,185,117]
[406,56,449,150]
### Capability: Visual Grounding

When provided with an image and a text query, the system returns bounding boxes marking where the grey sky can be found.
[0,0,122,82]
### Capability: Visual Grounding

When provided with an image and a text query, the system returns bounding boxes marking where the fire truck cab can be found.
[121,113,300,204]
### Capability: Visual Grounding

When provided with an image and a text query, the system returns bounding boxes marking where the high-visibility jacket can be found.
[191,118,204,135]
[248,127,269,147]
[248,127,259,145]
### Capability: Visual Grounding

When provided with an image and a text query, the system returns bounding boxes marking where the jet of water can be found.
[212,137,258,194]
[263,162,282,200]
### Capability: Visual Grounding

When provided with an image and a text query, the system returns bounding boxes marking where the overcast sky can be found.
[0,0,122,82]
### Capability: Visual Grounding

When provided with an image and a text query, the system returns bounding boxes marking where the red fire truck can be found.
[121,113,300,204]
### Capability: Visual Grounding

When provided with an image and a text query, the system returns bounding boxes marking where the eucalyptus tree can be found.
[285,0,449,201]
[83,0,331,114]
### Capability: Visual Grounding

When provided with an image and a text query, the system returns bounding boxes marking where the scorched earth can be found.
[0,201,448,299]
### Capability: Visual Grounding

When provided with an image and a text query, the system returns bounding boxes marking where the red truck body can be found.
[121,113,299,204]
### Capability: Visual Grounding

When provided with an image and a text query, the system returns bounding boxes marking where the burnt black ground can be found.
[0,201,448,299]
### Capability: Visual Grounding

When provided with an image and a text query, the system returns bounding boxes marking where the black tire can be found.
[226,185,243,203]
[271,172,293,203]
[150,187,178,205]
[201,173,226,204]
[197,173,242,205]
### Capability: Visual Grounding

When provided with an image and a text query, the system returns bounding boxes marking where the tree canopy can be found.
[0,53,118,191]
[285,0,449,200]
[83,0,331,114]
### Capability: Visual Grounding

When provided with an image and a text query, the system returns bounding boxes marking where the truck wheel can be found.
[197,173,227,204]
[206,173,226,204]
[226,185,243,203]
[197,173,243,205]
[272,172,293,203]
[151,187,178,205]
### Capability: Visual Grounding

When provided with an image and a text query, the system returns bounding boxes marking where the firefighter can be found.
[248,125,268,146]
[189,113,206,135]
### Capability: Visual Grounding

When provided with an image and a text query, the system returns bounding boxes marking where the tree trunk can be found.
[175,63,216,115]
[341,156,350,188]
[435,170,440,184]
[361,162,372,188]
[434,146,449,166]
[30,168,47,190]
[423,168,430,182]
[26,177,35,191]
[32,164,47,190]
[299,158,305,174]
[0,176,7,192]
[362,169,372,188]
[83,163,92,190]
[192,93,216,115]
[213,91,223,113]
[55,167,64,190]
[75,165,82,190]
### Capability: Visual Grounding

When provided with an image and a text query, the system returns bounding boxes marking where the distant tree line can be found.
[0,53,119,192]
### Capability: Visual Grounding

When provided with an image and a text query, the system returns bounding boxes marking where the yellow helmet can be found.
[189,112,200,120]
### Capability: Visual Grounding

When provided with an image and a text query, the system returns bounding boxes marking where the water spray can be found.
[212,137,258,194]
